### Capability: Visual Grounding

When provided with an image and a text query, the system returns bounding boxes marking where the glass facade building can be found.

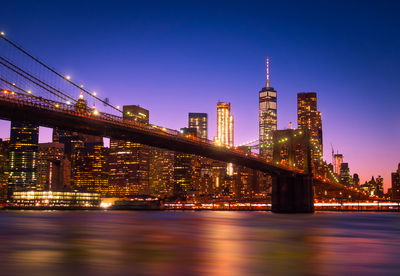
[188,113,208,140]
[8,122,39,194]
[108,105,150,196]
[297,92,323,172]
[259,86,277,161]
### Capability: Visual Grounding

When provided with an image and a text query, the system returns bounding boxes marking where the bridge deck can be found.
[0,90,305,176]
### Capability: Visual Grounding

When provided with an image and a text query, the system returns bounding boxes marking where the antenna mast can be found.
[266,56,270,88]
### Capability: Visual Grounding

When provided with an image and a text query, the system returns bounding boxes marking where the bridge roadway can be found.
[0,90,315,212]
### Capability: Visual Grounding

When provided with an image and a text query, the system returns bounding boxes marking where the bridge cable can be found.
[0,60,69,102]
[0,35,121,113]
[0,56,76,103]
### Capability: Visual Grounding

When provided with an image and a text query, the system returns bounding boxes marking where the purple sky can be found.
[1,0,400,190]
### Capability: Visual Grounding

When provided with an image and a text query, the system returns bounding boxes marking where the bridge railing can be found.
[0,88,307,174]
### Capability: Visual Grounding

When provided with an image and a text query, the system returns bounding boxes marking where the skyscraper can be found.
[392,163,400,200]
[108,105,150,196]
[259,57,277,161]
[188,113,208,140]
[334,153,343,175]
[215,102,234,147]
[0,139,9,202]
[8,122,39,194]
[297,92,323,172]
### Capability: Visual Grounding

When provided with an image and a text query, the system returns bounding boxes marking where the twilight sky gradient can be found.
[1,0,400,189]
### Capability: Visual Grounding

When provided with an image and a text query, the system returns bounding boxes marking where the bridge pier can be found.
[271,173,314,213]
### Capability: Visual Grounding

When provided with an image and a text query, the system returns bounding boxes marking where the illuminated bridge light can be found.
[0,32,4,35]
[66,75,71,80]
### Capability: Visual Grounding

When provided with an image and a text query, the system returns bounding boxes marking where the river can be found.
[0,211,399,276]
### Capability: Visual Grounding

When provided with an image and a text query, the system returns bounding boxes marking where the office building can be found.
[71,140,108,194]
[0,139,9,202]
[353,173,360,186]
[188,113,208,140]
[149,148,174,198]
[8,121,39,194]
[392,163,400,200]
[339,163,352,186]
[37,142,67,191]
[334,154,343,175]
[259,57,277,161]
[108,105,150,196]
[297,92,323,172]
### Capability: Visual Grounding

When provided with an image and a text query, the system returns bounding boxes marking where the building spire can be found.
[266,56,270,88]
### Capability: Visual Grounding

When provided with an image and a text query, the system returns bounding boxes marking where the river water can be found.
[0,211,399,276]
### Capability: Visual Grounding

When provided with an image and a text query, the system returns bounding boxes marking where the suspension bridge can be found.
[0,33,355,213]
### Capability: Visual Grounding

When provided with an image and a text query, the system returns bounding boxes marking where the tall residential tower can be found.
[215,102,234,147]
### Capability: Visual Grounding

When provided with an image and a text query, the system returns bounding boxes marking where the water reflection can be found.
[0,211,399,276]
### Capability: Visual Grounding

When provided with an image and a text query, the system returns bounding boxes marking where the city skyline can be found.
[1,0,400,189]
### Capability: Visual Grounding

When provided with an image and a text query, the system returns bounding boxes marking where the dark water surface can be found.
[0,211,399,276]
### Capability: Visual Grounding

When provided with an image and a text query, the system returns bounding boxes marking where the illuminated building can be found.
[259,57,277,160]
[37,142,67,191]
[71,140,108,194]
[376,176,384,197]
[235,166,257,200]
[273,129,310,172]
[0,139,9,202]
[392,163,400,200]
[334,154,343,175]
[215,102,234,147]
[188,113,208,140]
[149,148,174,197]
[339,163,352,186]
[215,102,234,179]
[353,173,360,186]
[297,92,323,172]
[180,127,197,136]
[10,190,100,207]
[361,176,383,197]
[108,105,150,196]
[173,152,193,196]
[8,121,39,194]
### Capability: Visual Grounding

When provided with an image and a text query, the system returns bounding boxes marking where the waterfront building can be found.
[108,105,150,196]
[10,190,100,207]
[392,163,400,200]
[259,57,277,161]
[215,102,234,147]
[0,139,9,202]
[8,121,39,194]
[188,113,208,140]
[297,92,323,172]
[272,129,310,172]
